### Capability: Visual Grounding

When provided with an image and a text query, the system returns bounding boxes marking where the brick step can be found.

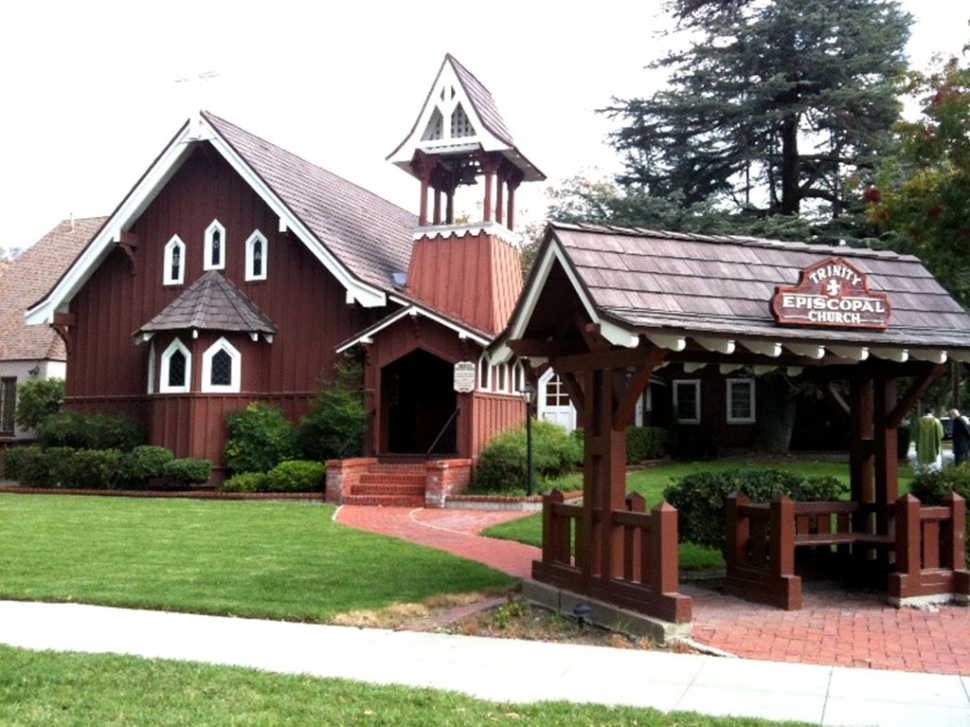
[359,472,426,486]
[369,463,427,475]
[350,483,425,497]
[342,494,425,507]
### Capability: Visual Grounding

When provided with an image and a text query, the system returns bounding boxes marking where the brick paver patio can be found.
[336,505,970,676]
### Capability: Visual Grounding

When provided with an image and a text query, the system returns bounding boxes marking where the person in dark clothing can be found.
[949,409,970,465]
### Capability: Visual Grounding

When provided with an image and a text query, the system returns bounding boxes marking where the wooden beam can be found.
[559,371,585,421]
[551,347,655,373]
[612,349,666,430]
[887,363,946,428]
[507,340,569,358]
[819,381,850,416]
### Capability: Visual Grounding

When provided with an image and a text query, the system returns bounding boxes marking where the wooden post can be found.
[542,489,563,564]
[626,492,645,581]
[651,501,679,594]
[725,491,749,575]
[495,173,505,225]
[772,497,796,579]
[945,493,966,570]
[895,493,922,577]
[850,377,875,535]
[873,375,898,536]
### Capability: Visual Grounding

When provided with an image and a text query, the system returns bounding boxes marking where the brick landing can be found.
[336,505,970,676]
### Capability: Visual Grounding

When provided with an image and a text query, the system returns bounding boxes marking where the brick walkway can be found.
[335,505,970,676]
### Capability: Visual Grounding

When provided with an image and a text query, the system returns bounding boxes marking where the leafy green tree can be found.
[867,53,970,304]
[602,0,911,244]
[297,357,367,462]
[15,378,64,430]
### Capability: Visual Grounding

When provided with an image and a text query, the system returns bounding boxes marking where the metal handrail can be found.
[426,407,460,458]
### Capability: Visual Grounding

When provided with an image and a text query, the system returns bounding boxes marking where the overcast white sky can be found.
[1,1,967,251]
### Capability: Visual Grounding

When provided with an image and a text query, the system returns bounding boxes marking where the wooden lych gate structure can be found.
[495,223,970,623]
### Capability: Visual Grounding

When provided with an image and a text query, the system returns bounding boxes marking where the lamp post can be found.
[523,382,536,496]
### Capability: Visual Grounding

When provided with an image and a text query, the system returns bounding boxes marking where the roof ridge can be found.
[202,110,415,214]
[550,222,914,261]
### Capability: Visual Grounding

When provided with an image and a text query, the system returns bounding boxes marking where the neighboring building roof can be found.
[136,271,276,338]
[500,223,970,364]
[0,217,106,361]
[27,112,418,325]
[387,54,544,183]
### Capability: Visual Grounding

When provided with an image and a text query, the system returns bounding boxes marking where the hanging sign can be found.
[771,257,891,329]
[453,361,476,393]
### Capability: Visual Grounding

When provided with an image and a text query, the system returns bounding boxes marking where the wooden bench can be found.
[724,494,896,610]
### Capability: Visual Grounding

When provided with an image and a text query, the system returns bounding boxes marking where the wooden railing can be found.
[533,489,689,623]
[726,491,970,609]
[889,493,970,603]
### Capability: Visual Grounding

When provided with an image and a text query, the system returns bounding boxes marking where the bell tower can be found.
[388,54,545,334]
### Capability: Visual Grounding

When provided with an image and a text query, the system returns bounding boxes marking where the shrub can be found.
[910,465,970,558]
[161,458,212,487]
[223,402,297,475]
[2,446,41,484]
[473,419,582,493]
[40,447,79,488]
[265,460,326,492]
[627,427,671,463]
[15,378,64,430]
[119,446,175,488]
[222,472,269,493]
[297,359,367,461]
[36,411,144,451]
[663,469,847,552]
[69,449,124,489]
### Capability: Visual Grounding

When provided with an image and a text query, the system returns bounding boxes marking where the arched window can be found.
[204,220,226,271]
[478,353,491,391]
[163,235,185,285]
[245,230,268,281]
[201,337,241,393]
[160,338,191,393]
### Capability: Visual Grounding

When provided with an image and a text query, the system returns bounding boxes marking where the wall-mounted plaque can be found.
[453,361,476,393]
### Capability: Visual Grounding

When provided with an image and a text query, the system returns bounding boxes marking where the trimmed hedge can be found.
[473,420,582,493]
[2,445,210,490]
[663,468,847,552]
[36,411,144,451]
[221,461,326,493]
[626,426,671,463]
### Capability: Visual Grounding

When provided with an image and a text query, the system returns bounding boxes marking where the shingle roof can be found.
[202,112,416,293]
[447,54,515,147]
[0,218,105,361]
[136,271,276,336]
[546,223,970,350]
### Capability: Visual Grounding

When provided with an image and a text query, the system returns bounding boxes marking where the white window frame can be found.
[159,338,192,394]
[201,337,241,393]
[477,352,491,391]
[726,378,756,424]
[204,219,226,271]
[146,342,156,395]
[245,229,268,281]
[673,379,701,424]
[163,235,185,286]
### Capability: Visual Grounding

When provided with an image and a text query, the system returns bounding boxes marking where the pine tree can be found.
[603,0,911,243]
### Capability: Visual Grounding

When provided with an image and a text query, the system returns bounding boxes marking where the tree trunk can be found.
[754,372,797,454]
[779,114,800,215]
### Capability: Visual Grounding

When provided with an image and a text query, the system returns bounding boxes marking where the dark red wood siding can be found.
[66,145,381,466]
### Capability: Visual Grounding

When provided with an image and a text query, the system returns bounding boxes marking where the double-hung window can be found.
[726,379,756,424]
[673,380,701,423]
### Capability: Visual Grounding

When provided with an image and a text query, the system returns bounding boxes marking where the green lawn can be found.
[0,495,514,621]
[482,459,914,571]
[0,645,812,727]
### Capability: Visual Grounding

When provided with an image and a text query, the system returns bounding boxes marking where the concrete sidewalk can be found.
[1,600,968,726]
